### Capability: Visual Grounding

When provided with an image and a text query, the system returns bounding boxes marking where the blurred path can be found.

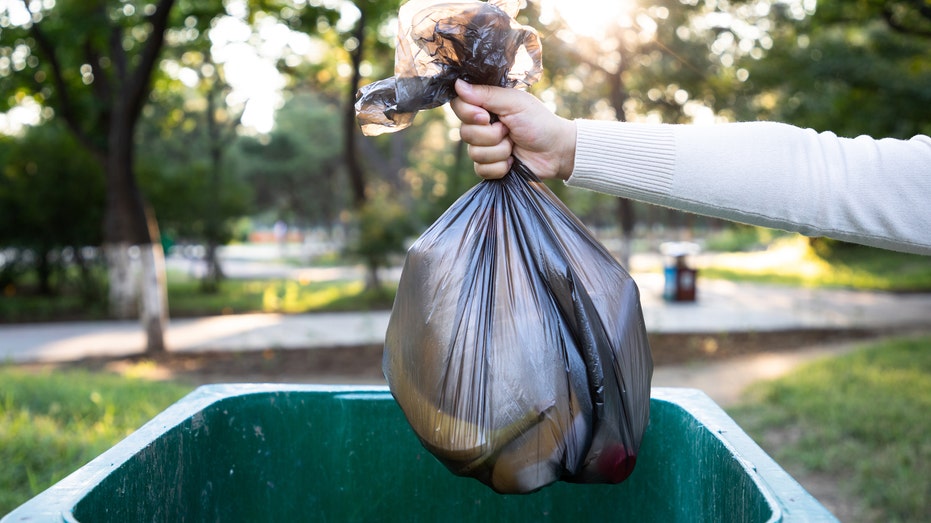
[651,341,867,407]
[3,265,929,364]
[0,311,391,364]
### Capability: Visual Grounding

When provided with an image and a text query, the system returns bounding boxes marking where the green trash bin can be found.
[2,385,837,522]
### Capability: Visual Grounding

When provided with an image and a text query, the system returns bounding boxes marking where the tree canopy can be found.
[735,0,931,138]
[1,0,928,309]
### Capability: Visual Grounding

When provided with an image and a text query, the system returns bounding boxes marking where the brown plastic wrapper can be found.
[355,0,542,136]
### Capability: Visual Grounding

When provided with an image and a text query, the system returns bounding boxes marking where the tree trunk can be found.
[104,240,168,355]
[139,242,168,353]
[616,198,635,269]
[203,242,224,292]
[608,69,637,268]
[344,11,381,292]
[35,247,53,296]
[365,257,381,291]
[344,10,368,209]
[103,225,168,355]
[26,0,176,354]
[104,106,167,354]
[105,242,139,319]
[202,81,225,292]
[103,122,148,321]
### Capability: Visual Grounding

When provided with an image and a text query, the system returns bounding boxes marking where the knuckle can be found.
[460,125,486,145]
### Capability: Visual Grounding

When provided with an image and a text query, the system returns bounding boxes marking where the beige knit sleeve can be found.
[567,120,676,204]
[565,119,931,255]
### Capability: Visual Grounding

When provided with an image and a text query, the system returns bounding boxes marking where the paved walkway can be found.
[651,341,871,406]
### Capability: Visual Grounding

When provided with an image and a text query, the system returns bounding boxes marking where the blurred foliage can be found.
[166,273,396,315]
[700,235,931,291]
[230,92,345,229]
[136,96,252,248]
[344,183,417,288]
[704,225,791,252]
[1,0,929,308]
[735,0,931,138]
[0,265,111,323]
[1,269,397,323]
[0,122,106,301]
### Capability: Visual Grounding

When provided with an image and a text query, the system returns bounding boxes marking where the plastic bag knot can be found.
[355,0,542,136]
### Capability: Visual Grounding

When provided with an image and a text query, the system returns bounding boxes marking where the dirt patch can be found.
[48,344,390,386]
[24,328,884,387]
[646,328,879,366]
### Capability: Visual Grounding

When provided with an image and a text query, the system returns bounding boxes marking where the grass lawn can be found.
[700,236,931,291]
[729,335,931,522]
[0,368,192,515]
[166,275,396,316]
[0,273,397,323]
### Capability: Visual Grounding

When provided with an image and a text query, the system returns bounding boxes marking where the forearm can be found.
[567,120,931,255]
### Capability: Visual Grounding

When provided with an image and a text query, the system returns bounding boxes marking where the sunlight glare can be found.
[0,97,41,136]
[210,14,288,134]
[543,0,636,39]
[0,0,32,26]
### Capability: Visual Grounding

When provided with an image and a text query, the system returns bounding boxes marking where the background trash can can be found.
[661,241,700,302]
[2,385,838,522]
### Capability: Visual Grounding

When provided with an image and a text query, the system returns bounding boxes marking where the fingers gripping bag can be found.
[355,0,653,494]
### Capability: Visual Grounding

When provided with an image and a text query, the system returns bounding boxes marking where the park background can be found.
[1,0,930,521]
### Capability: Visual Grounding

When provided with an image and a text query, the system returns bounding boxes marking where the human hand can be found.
[451,80,576,180]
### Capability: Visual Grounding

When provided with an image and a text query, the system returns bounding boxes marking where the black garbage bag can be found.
[384,161,653,494]
[358,0,653,494]
[355,0,542,136]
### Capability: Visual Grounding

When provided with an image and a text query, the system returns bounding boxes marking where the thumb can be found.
[454,80,529,117]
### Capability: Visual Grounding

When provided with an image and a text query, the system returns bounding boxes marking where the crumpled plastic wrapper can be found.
[384,162,654,494]
[355,0,542,136]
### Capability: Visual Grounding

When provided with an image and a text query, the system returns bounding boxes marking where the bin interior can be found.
[3,386,836,523]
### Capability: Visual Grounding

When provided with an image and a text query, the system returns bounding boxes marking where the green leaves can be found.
[736,0,931,138]
[0,121,104,250]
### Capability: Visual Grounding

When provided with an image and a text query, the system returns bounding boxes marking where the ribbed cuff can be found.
[567,120,676,203]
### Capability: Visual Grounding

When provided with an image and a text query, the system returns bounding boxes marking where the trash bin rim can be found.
[2,385,837,523]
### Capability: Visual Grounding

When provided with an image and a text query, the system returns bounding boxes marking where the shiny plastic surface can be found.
[355,0,542,135]
[384,162,654,493]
